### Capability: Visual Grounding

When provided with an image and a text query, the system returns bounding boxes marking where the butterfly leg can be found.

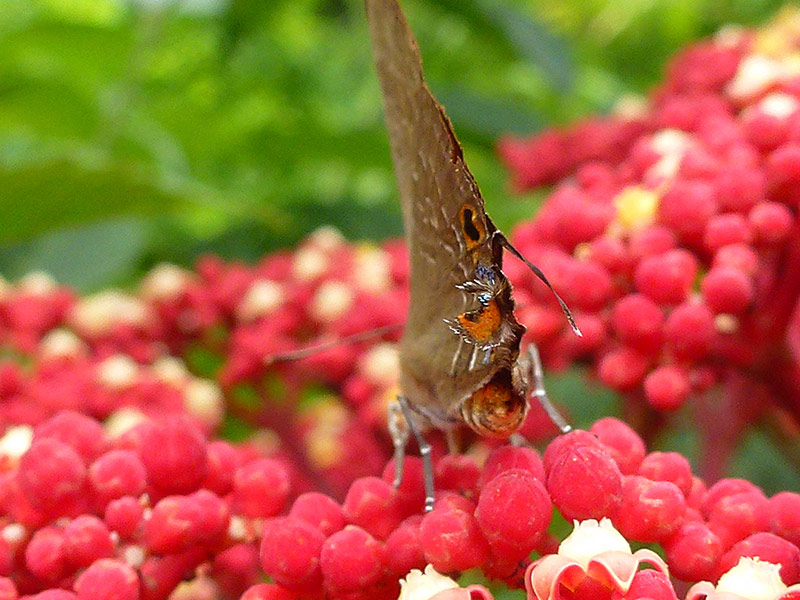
[394,395,435,512]
[528,344,572,434]
[387,399,410,488]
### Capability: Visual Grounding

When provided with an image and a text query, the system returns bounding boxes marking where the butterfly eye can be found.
[477,292,492,306]
[459,204,485,245]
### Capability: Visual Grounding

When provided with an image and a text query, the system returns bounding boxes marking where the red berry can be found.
[749,201,794,244]
[63,515,114,568]
[232,458,290,518]
[320,526,385,592]
[702,478,764,519]
[139,416,208,495]
[614,475,686,542]
[384,515,425,577]
[597,347,649,390]
[74,558,139,600]
[478,445,545,490]
[703,213,752,252]
[104,496,144,539]
[289,492,346,537]
[381,457,425,516]
[713,165,766,213]
[260,517,324,591]
[625,569,678,600]
[644,366,692,411]
[611,294,665,354]
[563,261,613,312]
[713,243,759,275]
[201,441,241,496]
[542,430,605,475]
[34,410,107,462]
[701,266,754,314]
[435,454,480,499]
[475,469,551,561]
[664,521,723,582]
[707,491,771,549]
[717,532,800,584]
[240,584,296,600]
[546,435,622,521]
[89,450,147,507]
[628,226,677,261]
[634,249,698,305]
[771,492,800,547]
[664,301,715,361]
[639,451,693,495]
[19,438,86,512]
[658,180,718,246]
[25,527,67,582]
[342,476,402,540]
[420,504,489,572]
[589,417,647,475]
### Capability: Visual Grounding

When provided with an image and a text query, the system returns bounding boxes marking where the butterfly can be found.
[365,0,580,510]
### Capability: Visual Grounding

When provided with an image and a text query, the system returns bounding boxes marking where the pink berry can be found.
[664,521,723,582]
[644,366,692,411]
[611,294,665,354]
[766,143,800,206]
[597,347,649,390]
[713,165,766,213]
[139,416,208,495]
[34,410,107,462]
[664,301,715,361]
[232,458,290,518]
[634,249,698,305]
[686,476,708,511]
[19,438,86,512]
[319,526,385,593]
[33,592,78,600]
[342,477,402,540]
[749,201,794,244]
[289,492,346,537]
[562,261,613,312]
[703,213,752,252]
[771,492,800,547]
[63,515,114,568]
[25,527,67,582]
[701,266,754,314]
[546,435,622,521]
[589,418,646,475]
[260,517,324,591]
[145,491,229,554]
[717,532,800,584]
[104,496,144,539]
[614,475,686,542]
[419,504,489,572]
[74,558,139,600]
[384,515,425,577]
[478,445,545,490]
[475,469,551,561]
[89,450,147,507]
[629,226,677,261]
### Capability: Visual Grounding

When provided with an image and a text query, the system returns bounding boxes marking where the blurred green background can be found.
[0,0,785,292]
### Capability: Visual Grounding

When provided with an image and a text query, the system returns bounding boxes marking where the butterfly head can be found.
[459,367,528,437]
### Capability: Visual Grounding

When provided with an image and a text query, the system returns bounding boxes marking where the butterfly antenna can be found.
[264,323,402,366]
[498,235,582,337]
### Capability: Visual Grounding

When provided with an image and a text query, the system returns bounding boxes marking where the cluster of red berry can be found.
[499,13,800,432]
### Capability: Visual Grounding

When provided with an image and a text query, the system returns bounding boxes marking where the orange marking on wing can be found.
[458,204,486,251]
[457,299,501,342]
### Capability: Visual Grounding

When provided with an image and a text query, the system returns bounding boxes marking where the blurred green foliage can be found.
[0,0,785,290]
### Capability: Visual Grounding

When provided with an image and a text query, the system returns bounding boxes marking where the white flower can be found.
[398,565,459,600]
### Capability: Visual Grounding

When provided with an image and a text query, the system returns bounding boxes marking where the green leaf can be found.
[472,0,574,92]
[0,217,148,292]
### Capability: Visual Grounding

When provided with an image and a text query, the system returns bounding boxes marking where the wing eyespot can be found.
[459,204,485,246]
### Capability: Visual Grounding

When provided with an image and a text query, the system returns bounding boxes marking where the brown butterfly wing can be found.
[366,0,526,426]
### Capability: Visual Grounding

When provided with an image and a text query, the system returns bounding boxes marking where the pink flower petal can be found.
[526,555,587,600]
